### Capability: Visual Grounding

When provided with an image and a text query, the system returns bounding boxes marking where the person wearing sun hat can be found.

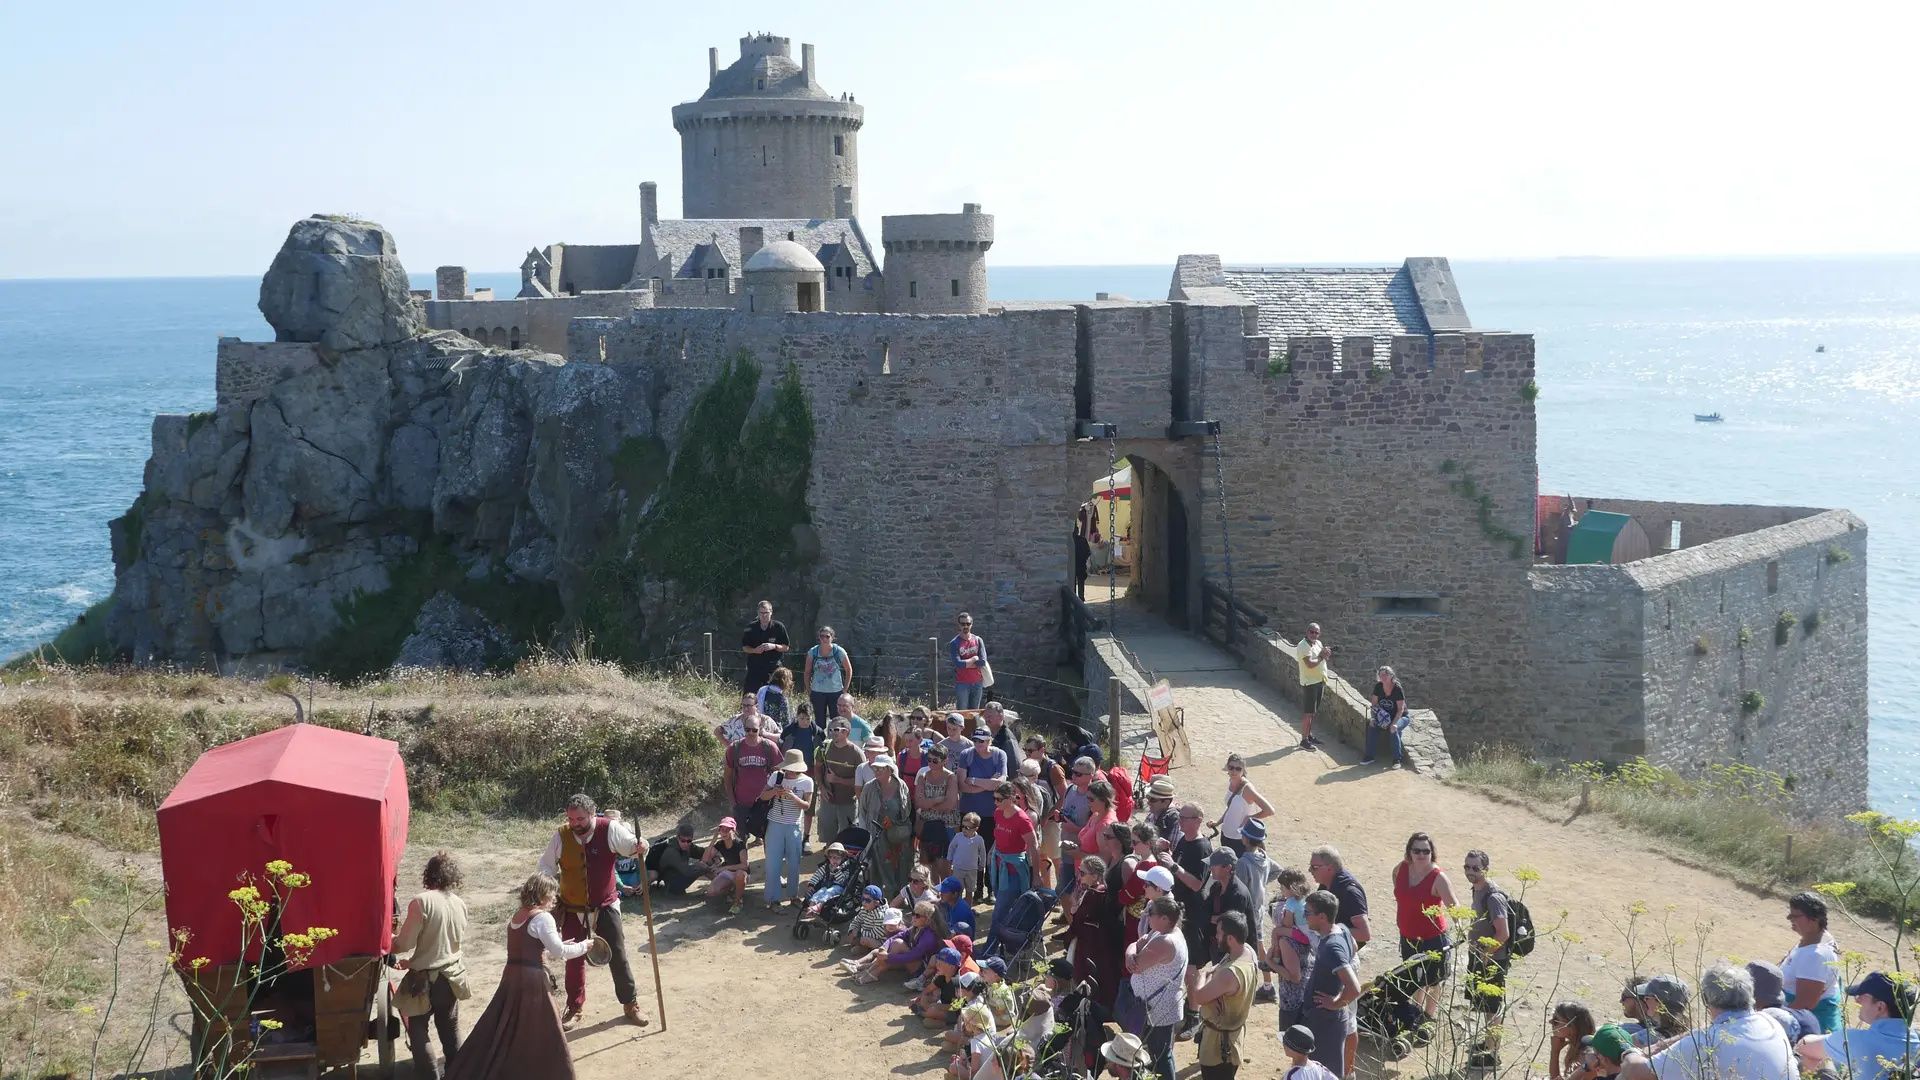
[1145,775,1180,843]
[1796,971,1920,1080]
[860,753,914,894]
[698,816,751,915]
[758,748,815,910]
[1100,1031,1157,1078]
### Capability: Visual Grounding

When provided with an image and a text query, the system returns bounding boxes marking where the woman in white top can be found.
[1781,891,1844,1033]
[445,873,589,1080]
[1209,752,1275,856]
[1125,896,1190,1080]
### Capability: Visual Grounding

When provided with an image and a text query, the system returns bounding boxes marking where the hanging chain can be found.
[1210,430,1239,645]
[1105,428,1120,634]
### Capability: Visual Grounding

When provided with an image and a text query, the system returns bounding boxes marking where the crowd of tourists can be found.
[384,601,1919,1080]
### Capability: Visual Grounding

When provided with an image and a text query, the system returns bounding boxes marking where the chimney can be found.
[708,47,719,83]
[739,226,764,265]
[801,43,815,85]
[639,181,658,231]
[435,266,469,301]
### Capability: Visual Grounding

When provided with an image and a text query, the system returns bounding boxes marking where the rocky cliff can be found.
[104,216,816,676]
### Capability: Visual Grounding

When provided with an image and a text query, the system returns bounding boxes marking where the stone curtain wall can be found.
[1195,319,1540,751]
[575,306,1109,700]
[1549,497,1823,553]
[423,291,653,357]
[1637,510,1868,815]
[1528,510,1869,816]
[215,340,324,406]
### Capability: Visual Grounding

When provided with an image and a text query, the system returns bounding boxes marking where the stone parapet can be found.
[1239,629,1454,777]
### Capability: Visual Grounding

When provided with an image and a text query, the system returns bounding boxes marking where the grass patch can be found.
[1451,750,1911,921]
[309,535,565,683]
[1520,378,1541,402]
[0,659,727,850]
[6,596,120,669]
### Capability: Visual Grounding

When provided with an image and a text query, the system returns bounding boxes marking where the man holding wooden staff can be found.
[537,793,651,1028]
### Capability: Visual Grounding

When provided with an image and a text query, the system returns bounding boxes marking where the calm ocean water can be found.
[2,261,1914,816]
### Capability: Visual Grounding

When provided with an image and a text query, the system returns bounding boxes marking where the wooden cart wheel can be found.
[374,974,395,1077]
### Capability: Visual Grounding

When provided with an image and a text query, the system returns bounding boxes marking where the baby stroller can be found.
[792,825,870,941]
[977,886,1058,980]
[1358,952,1441,1059]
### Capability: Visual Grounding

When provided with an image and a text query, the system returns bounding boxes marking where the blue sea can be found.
[2,261,1915,817]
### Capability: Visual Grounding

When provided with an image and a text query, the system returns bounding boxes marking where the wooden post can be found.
[639,873,667,1030]
[1579,780,1592,813]
[1108,675,1123,767]
[703,632,714,678]
[1785,835,1793,878]
[930,637,940,709]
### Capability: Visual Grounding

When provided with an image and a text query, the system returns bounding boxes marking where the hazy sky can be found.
[4,1,1916,279]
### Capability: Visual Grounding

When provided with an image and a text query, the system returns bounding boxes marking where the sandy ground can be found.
[369,614,1894,1080]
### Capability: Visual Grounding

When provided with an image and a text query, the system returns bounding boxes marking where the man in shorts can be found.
[1296,623,1331,750]
[1463,849,1512,1069]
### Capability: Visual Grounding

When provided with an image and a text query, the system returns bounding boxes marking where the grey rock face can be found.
[258,216,423,352]
[396,591,516,671]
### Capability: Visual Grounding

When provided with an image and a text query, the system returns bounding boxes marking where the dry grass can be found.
[1451,749,1911,920]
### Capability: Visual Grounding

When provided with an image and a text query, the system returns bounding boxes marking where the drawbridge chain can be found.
[1210,429,1240,644]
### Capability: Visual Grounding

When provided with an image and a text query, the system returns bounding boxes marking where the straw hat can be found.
[1101,1033,1153,1069]
[778,749,808,774]
[1147,776,1177,799]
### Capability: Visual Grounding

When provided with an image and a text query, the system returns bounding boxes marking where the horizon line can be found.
[8,250,1920,284]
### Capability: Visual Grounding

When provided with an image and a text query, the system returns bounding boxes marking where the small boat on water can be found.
[1816,345,1827,353]
[1695,412,1723,423]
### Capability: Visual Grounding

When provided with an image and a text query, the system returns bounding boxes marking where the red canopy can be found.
[158,725,409,970]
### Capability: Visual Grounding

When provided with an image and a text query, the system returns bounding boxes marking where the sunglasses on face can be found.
[1464,864,1486,872]
[1226,765,1244,773]
[1410,848,1433,855]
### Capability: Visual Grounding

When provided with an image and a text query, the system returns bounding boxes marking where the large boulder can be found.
[258,216,422,352]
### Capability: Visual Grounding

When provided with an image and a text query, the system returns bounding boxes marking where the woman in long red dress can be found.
[446,873,592,1080]
[1069,855,1126,1010]
[1102,822,1148,950]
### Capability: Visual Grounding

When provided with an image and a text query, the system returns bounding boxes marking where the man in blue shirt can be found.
[1797,971,1919,1080]
[954,728,1007,821]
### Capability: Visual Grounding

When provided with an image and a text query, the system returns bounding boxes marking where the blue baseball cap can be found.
[972,728,992,740]
[981,956,1008,976]
[1848,971,1918,1011]
[862,885,884,902]
[939,876,965,894]
[937,947,963,967]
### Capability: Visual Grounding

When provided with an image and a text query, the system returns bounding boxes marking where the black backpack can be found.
[1506,893,1537,957]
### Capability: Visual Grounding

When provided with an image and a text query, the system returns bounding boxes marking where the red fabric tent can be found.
[158,725,409,970]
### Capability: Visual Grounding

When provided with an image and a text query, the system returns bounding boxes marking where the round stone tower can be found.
[881,204,996,314]
[673,34,863,220]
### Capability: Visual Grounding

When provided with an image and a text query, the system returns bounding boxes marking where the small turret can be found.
[881,204,995,314]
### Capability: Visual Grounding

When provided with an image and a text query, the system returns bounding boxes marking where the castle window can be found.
[762,146,768,166]
[1364,594,1448,617]
[834,134,845,156]
[909,281,918,299]
[951,279,960,297]
[757,78,765,90]
[1767,560,1780,594]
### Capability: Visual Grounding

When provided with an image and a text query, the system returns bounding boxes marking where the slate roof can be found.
[702,50,834,102]
[1220,266,1436,357]
[646,218,878,282]
[554,245,640,293]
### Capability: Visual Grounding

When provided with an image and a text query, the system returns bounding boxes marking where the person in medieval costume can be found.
[535,793,650,1028]
[444,873,587,1080]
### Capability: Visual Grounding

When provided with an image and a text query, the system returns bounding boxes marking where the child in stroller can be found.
[1358,952,1441,1059]
[792,827,870,941]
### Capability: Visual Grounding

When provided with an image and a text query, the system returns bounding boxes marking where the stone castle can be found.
[113,33,1869,815]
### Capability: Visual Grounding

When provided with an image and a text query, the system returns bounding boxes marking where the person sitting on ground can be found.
[1281,1024,1340,1080]
[912,947,967,1023]
[1782,890,1845,1034]
[1550,1002,1599,1080]
[844,899,942,983]
[977,956,1016,1031]
[894,862,938,911]
[1745,960,1820,1045]
[645,822,704,894]
[937,875,977,938]
[946,973,991,1046]
[1795,970,1920,1080]
[949,1002,1005,1080]
[841,885,893,955]
[700,817,751,916]
[1098,1032,1157,1080]
[1015,987,1055,1068]
[1618,963,1794,1080]
[951,812,990,903]
[1630,975,1692,1048]
[1579,1023,1633,1079]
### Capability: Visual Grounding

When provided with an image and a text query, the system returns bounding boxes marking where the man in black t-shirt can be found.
[1168,802,1214,1041]
[741,600,790,691]
[1309,845,1370,1073]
